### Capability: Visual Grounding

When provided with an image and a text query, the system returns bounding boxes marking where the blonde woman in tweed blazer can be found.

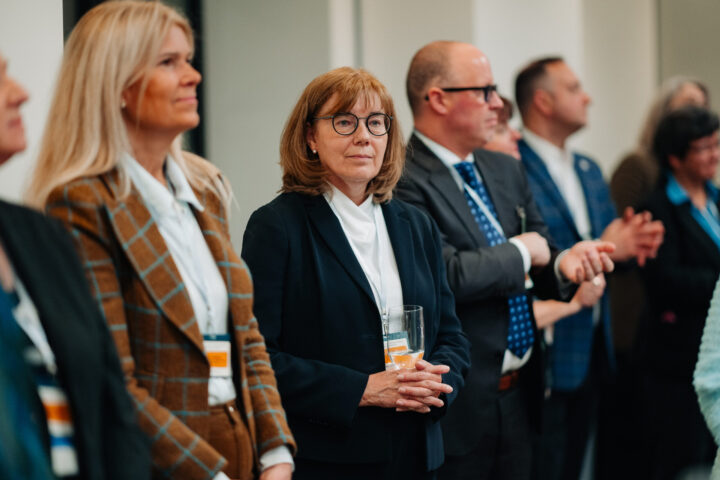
[27,3,294,479]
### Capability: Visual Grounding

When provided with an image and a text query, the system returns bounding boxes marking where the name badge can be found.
[203,334,231,378]
[383,331,410,370]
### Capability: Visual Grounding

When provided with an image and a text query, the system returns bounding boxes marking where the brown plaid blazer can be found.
[46,167,295,479]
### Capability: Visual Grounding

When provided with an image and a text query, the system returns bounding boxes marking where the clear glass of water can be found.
[384,305,425,370]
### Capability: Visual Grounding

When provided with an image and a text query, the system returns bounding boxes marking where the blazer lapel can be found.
[304,195,377,307]
[191,193,252,336]
[382,201,416,305]
[675,201,720,269]
[520,139,580,238]
[474,150,516,237]
[102,173,204,354]
[574,154,605,239]
[410,135,486,246]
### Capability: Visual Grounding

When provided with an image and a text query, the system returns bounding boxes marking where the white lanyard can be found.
[460,178,505,238]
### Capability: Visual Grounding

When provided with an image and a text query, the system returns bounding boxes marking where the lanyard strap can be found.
[327,199,390,323]
[461,181,505,238]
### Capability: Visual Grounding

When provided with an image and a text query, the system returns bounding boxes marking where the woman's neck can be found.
[328,177,370,206]
[126,126,174,185]
[674,172,708,210]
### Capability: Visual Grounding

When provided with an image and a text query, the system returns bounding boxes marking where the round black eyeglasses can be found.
[312,112,392,136]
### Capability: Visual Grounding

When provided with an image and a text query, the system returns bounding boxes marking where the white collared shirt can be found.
[123,153,235,406]
[123,154,292,476]
[522,129,592,240]
[324,184,404,324]
[413,131,532,372]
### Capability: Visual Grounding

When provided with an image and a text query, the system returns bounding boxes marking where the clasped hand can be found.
[360,360,452,414]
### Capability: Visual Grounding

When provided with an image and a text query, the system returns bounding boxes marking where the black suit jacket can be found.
[0,200,150,480]
[396,135,561,456]
[639,184,720,380]
[241,192,470,471]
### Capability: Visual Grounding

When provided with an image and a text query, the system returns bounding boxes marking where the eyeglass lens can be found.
[333,113,390,136]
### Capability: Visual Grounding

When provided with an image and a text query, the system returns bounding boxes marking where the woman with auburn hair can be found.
[241,66,470,479]
[28,2,295,479]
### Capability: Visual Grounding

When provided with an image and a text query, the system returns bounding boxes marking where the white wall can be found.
[203,0,334,251]
[582,0,657,174]
[658,0,720,104]
[202,0,660,248]
[0,1,64,203]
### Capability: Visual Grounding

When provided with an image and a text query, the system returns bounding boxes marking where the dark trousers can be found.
[532,331,607,480]
[439,383,532,480]
[637,374,715,480]
[294,414,433,480]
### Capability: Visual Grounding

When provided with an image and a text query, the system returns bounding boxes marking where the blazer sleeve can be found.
[46,183,228,480]
[422,214,471,418]
[242,204,370,429]
[44,215,153,479]
[644,201,719,307]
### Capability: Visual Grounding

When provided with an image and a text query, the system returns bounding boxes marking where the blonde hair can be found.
[27,0,229,208]
[636,76,710,156]
[280,67,404,203]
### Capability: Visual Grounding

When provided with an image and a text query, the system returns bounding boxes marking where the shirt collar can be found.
[122,152,204,215]
[666,173,719,206]
[522,128,573,168]
[414,129,474,168]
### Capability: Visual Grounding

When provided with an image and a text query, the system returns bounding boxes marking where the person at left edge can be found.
[26,2,295,479]
[0,51,150,479]
[242,66,471,480]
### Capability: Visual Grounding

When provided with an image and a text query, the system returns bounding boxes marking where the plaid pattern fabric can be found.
[46,168,295,479]
[519,140,616,391]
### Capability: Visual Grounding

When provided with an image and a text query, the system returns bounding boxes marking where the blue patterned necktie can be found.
[453,161,534,357]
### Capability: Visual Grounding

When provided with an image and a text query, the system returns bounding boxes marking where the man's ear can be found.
[534,89,554,117]
[425,87,450,115]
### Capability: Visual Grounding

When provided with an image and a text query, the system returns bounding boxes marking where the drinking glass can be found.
[384,305,424,370]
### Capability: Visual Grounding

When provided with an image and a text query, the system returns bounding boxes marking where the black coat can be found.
[639,184,720,379]
[242,192,470,471]
[0,200,150,480]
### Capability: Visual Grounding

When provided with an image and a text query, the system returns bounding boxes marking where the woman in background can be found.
[638,106,720,480]
[27,3,294,479]
[242,67,471,479]
[609,77,709,359]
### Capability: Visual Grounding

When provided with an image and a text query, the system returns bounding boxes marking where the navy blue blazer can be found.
[241,192,470,471]
[519,139,616,391]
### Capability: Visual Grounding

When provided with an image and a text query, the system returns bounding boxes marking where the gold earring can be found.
[121,99,127,109]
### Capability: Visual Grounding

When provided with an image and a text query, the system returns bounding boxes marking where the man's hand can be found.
[570,274,606,309]
[512,232,551,267]
[601,207,664,266]
[559,240,615,283]
[258,463,292,480]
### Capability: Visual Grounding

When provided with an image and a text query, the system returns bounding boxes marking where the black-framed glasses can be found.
[312,112,392,136]
[424,84,498,102]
